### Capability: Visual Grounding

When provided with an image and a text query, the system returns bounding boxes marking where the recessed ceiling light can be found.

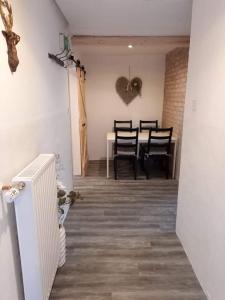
[128,45,133,49]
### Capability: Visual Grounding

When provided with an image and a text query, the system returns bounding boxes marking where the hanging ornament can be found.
[115,65,142,105]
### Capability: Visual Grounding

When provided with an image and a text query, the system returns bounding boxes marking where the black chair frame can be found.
[114,127,139,180]
[141,127,173,179]
[139,120,158,132]
[114,120,132,131]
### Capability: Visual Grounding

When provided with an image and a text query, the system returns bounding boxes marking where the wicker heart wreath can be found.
[116,77,142,105]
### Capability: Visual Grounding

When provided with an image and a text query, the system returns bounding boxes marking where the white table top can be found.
[107,132,176,142]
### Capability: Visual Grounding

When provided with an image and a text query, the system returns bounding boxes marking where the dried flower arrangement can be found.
[57,181,82,226]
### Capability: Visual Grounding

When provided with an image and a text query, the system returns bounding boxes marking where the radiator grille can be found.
[13,154,59,300]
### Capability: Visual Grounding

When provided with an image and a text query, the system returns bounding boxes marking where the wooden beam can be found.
[72,36,190,47]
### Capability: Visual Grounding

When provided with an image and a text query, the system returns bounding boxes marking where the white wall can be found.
[83,54,165,160]
[0,1,73,299]
[177,1,225,299]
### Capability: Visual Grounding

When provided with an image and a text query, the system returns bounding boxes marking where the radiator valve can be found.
[0,182,26,203]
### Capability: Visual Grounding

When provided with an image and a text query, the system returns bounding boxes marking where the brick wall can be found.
[162,48,189,177]
[162,48,189,137]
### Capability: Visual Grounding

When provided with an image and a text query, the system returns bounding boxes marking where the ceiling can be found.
[56,0,193,36]
[72,36,190,55]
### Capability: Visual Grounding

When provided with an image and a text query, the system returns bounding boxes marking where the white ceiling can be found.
[72,36,190,55]
[56,0,193,36]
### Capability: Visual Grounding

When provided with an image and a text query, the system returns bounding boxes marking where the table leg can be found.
[137,142,140,158]
[107,139,109,178]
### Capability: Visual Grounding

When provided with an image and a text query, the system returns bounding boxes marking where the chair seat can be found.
[141,144,169,156]
[147,151,169,156]
[114,151,137,159]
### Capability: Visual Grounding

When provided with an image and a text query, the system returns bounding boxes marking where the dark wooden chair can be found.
[139,120,159,160]
[139,120,158,132]
[114,128,139,180]
[114,120,132,131]
[140,127,173,179]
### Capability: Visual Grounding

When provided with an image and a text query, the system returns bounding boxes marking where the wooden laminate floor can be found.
[50,160,206,300]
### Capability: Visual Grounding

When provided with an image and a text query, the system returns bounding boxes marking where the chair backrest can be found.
[147,127,173,155]
[114,128,139,156]
[114,120,132,131]
[139,120,158,132]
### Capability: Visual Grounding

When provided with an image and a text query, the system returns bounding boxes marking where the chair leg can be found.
[143,157,150,180]
[166,156,169,179]
[146,159,150,180]
[140,153,145,171]
[114,158,118,180]
[134,158,137,180]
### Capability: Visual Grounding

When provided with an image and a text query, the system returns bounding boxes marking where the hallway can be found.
[50,162,206,300]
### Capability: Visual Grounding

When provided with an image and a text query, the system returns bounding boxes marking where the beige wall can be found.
[82,54,166,160]
[0,1,73,299]
[177,0,225,299]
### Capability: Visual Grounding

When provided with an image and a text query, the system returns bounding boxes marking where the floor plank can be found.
[50,160,206,300]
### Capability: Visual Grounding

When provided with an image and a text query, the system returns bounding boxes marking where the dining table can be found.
[106,131,177,179]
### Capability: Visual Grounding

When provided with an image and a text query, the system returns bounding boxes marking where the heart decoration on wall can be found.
[116,76,142,105]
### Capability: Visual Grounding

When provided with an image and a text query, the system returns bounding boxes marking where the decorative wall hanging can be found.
[0,0,20,72]
[116,66,142,105]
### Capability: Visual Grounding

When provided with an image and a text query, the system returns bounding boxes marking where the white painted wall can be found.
[177,1,225,299]
[0,1,73,299]
[83,54,165,160]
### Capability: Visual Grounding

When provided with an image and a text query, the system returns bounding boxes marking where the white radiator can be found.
[13,154,59,300]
